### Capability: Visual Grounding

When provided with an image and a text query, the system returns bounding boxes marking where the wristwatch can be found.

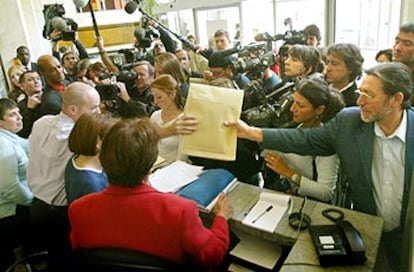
[291,173,301,186]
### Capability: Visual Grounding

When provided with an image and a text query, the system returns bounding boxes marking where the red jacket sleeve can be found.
[180,203,230,267]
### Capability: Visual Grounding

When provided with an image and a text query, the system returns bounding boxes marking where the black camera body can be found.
[96,70,138,102]
[242,81,295,128]
[232,51,277,75]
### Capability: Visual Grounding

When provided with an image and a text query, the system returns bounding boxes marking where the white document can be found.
[149,161,204,193]
[230,232,282,270]
[242,192,291,233]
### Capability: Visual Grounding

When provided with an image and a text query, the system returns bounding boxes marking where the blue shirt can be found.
[65,155,108,204]
[0,128,33,219]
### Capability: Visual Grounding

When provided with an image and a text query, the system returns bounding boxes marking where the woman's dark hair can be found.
[295,77,345,123]
[325,43,364,81]
[0,98,18,120]
[69,113,116,156]
[303,24,321,42]
[375,49,393,62]
[100,118,160,187]
[150,74,185,110]
[365,62,413,109]
[288,45,322,75]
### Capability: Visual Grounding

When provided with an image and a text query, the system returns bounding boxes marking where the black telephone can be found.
[309,208,366,267]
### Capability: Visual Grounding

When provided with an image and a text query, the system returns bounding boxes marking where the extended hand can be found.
[264,153,294,178]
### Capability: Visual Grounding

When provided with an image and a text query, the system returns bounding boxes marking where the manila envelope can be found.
[180,83,244,161]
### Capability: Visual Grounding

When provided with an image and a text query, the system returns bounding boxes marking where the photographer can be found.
[262,78,344,202]
[117,61,159,118]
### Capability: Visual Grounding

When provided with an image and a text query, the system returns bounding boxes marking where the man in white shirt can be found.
[27,82,100,269]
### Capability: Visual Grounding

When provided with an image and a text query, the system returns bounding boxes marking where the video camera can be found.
[42,4,78,41]
[232,51,277,75]
[95,69,137,102]
[241,80,295,128]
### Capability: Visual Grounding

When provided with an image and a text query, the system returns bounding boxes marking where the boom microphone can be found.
[73,0,88,8]
[124,1,139,14]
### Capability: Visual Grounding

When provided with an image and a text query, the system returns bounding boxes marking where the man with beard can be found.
[225,62,414,272]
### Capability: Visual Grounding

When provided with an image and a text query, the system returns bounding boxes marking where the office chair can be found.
[74,247,202,272]
[5,250,50,272]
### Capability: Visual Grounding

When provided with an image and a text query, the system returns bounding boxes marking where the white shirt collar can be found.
[374,110,407,143]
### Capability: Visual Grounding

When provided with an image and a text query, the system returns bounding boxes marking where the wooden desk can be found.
[224,182,384,271]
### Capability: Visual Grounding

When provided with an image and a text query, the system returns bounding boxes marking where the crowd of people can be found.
[1,17,414,272]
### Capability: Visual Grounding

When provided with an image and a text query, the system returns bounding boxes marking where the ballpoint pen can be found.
[252,205,273,224]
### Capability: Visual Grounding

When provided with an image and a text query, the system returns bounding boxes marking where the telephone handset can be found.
[336,219,366,262]
[309,208,366,266]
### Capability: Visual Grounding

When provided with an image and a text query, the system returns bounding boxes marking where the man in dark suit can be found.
[226,62,414,272]
[36,55,69,117]
[16,46,38,72]
[324,43,364,106]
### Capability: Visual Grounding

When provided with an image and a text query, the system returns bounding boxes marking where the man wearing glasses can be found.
[225,62,414,272]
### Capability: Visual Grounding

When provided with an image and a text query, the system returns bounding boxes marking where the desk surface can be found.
[225,182,384,271]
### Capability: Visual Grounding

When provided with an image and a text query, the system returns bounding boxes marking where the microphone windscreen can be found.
[254,32,272,42]
[51,17,67,32]
[134,28,146,40]
[73,0,88,8]
[125,1,138,14]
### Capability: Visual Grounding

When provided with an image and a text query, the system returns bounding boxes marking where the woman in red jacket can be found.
[68,117,234,269]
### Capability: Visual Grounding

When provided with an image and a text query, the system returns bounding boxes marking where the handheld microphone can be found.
[125,1,139,14]
[73,0,88,8]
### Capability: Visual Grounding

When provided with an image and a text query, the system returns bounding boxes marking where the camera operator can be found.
[117,61,159,118]
[303,24,322,48]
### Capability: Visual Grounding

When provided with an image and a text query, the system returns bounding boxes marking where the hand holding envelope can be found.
[180,83,244,161]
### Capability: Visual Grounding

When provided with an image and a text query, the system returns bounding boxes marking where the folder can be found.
[176,168,236,211]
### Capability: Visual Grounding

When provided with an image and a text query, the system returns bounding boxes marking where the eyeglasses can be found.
[354,89,375,101]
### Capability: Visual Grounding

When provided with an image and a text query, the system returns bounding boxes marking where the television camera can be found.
[42,4,78,41]
[95,69,138,115]
[242,80,295,128]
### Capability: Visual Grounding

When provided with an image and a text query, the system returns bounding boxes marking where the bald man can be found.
[27,82,100,268]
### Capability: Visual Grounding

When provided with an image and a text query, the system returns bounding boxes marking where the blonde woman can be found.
[150,74,187,164]
[7,65,26,102]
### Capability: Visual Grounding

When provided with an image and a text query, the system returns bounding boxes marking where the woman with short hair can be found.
[65,112,116,204]
[69,118,234,269]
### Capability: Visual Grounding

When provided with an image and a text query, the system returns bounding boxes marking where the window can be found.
[335,0,401,68]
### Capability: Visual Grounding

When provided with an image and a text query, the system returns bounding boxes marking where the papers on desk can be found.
[242,192,291,233]
[149,161,204,193]
[230,232,282,270]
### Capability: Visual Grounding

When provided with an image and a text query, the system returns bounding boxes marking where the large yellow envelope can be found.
[180,83,244,161]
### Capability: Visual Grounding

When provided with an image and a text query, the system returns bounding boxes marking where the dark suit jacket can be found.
[39,83,63,117]
[261,107,414,224]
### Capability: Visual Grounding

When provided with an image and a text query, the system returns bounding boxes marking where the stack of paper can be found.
[230,232,282,270]
[149,161,204,193]
[242,192,291,233]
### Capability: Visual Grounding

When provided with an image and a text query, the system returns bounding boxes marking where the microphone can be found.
[51,17,67,32]
[125,1,139,14]
[254,32,274,42]
[73,0,88,8]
